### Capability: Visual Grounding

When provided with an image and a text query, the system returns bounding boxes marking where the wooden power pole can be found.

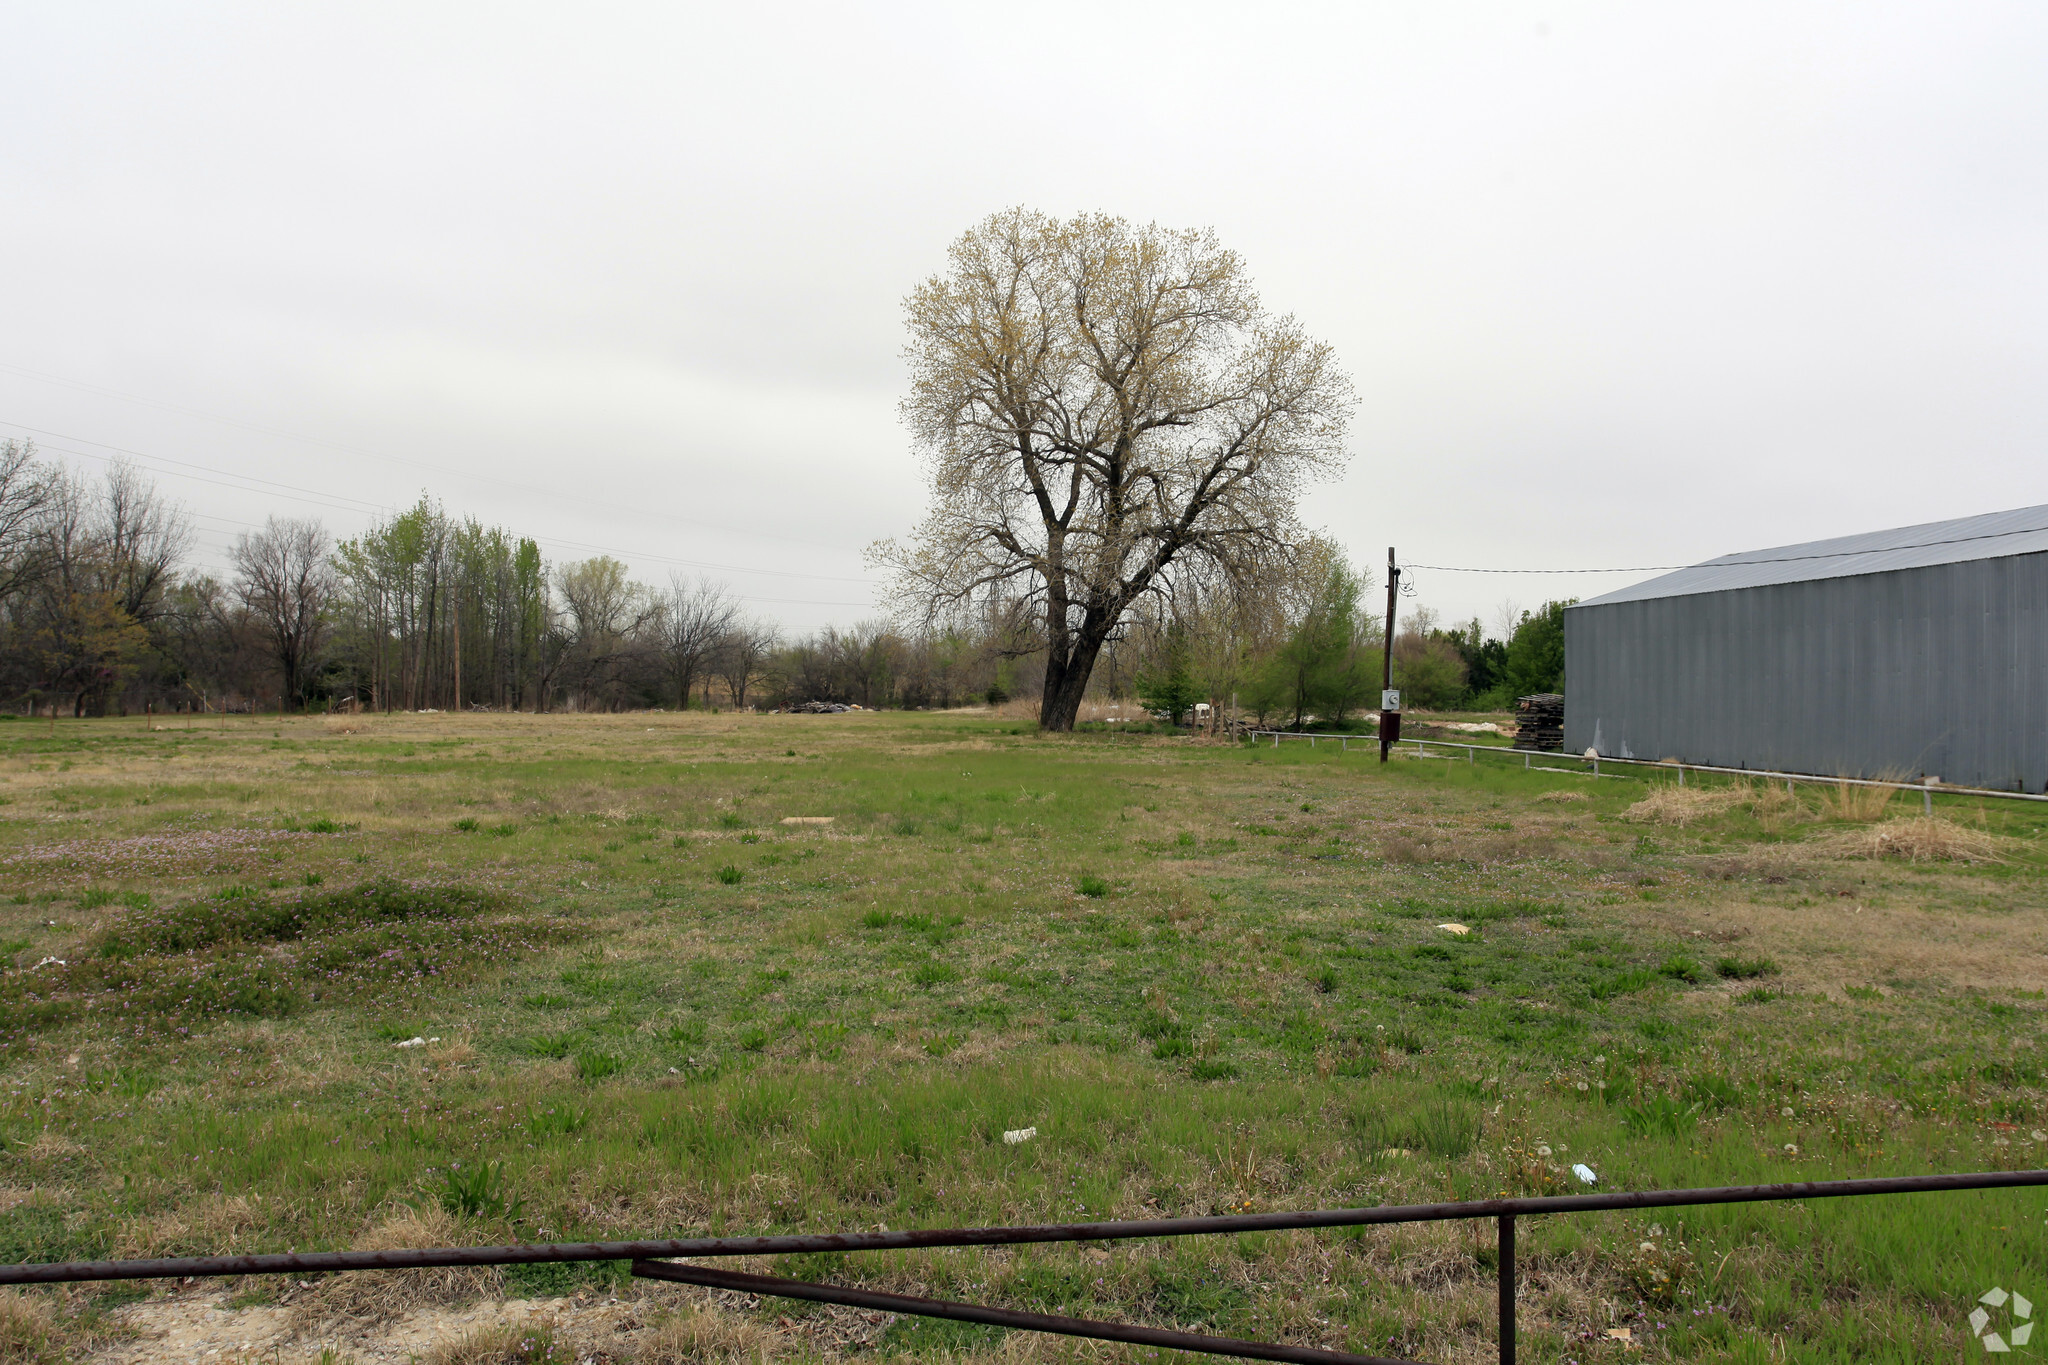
[1379,546,1401,763]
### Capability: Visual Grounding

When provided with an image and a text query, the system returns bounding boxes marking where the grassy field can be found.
[0,709,2042,1364]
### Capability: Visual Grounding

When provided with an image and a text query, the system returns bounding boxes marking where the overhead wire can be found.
[0,359,863,555]
[0,418,884,609]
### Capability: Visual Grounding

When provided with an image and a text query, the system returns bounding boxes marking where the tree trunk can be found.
[1038,625,1111,731]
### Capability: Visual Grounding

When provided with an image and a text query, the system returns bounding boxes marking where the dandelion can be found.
[1784,1143,1799,1154]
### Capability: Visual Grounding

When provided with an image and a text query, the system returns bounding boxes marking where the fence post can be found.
[1924,781,1933,816]
[1677,765,1685,787]
[1498,1213,1515,1365]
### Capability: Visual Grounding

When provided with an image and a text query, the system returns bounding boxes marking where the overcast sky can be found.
[3,3,2044,634]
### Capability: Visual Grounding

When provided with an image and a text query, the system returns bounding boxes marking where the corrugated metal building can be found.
[1563,505,2048,792]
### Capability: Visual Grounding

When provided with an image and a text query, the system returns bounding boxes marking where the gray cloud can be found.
[2,2,2043,629]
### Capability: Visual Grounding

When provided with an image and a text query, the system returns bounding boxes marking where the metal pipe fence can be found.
[1249,729,2048,809]
[3,1169,2042,1364]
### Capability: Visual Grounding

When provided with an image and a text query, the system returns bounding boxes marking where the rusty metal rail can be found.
[2,1169,2042,1363]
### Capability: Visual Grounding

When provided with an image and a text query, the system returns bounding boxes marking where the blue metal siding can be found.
[1563,552,2048,791]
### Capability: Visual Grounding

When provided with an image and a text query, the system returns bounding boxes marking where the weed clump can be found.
[0,879,569,1036]
[1842,816,2000,863]
[1623,786,1745,825]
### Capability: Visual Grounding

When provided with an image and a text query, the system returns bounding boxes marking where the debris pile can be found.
[1512,694,1564,751]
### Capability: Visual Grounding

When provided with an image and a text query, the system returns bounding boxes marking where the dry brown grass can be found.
[418,1322,565,1365]
[1622,785,1746,825]
[0,1291,54,1365]
[115,1193,267,1259]
[1535,790,1589,803]
[1817,778,1901,822]
[1839,815,2002,863]
[636,1305,786,1365]
[290,1206,501,1328]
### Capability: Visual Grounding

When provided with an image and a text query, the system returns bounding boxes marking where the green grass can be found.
[0,709,2040,1361]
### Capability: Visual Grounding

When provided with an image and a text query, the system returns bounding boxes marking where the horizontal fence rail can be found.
[1250,729,2048,806]
[3,1170,2042,1364]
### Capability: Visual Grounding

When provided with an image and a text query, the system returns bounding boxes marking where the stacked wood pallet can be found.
[1512,693,1565,751]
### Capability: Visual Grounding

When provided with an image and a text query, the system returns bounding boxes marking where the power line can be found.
[1,418,886,588]
[0,359,866,555]
[3,422,882,611]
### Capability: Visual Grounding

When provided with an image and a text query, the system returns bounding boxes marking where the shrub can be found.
[1621,1094,1701,1139]
[1658,955,1704,984]
[0,879,569,1036]
[435,1160,523,1222]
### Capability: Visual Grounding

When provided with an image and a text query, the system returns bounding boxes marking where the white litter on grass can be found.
[394,1037,426,1049]
[1436,923,1470,936]
[1002,1127,1037,1145]
[781,817,835,826]
[1572,1163,1598,1185]
[29,957,65,971]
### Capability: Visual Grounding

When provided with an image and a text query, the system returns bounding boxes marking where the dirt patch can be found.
[1647,891,2047,996]
[91,1288,628,1365]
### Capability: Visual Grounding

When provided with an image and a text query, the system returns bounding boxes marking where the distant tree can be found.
[714,617,777,710]
[880,209,1355,731]
[1134,631,1203,726]
[554,557,653,710]
[232,517,333,709]
[1500,600,1571,698]
[1435,617,1508,705]
[655,576,738,709]
[1248,556,1378,728]
[0,440,55,608]
[1393,633,1468,710]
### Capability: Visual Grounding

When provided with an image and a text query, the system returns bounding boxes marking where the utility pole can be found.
[452,587,462,713]
[1379,547,1401,763]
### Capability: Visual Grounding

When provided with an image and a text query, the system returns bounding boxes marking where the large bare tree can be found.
[656,575,738,710]
[232,516,334,708]
[877,209,1354,730]
[0,440,56,607]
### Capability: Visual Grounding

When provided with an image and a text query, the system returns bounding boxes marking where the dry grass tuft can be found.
[1817,779,1901,822]
[637,1305,785,1365]
[0,1290,55,1365]
[1623,786,1745,825]
[1536,790,1589,803]
[1840,816,2002,864]
[419,1322,568,1365]
[290,1206,501,1327]
[322,716,371,735]
[115,1193,266,1258]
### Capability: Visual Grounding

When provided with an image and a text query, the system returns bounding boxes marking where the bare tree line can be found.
[0,435,1550,722]
[0,442,1017,715]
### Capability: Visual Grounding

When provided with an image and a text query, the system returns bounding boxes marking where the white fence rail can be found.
[1245,730,2048,811]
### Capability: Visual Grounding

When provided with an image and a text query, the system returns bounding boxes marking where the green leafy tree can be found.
[1250,560,1378,728]
[1501,600,1570,698]
[1135,635,1203,725]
